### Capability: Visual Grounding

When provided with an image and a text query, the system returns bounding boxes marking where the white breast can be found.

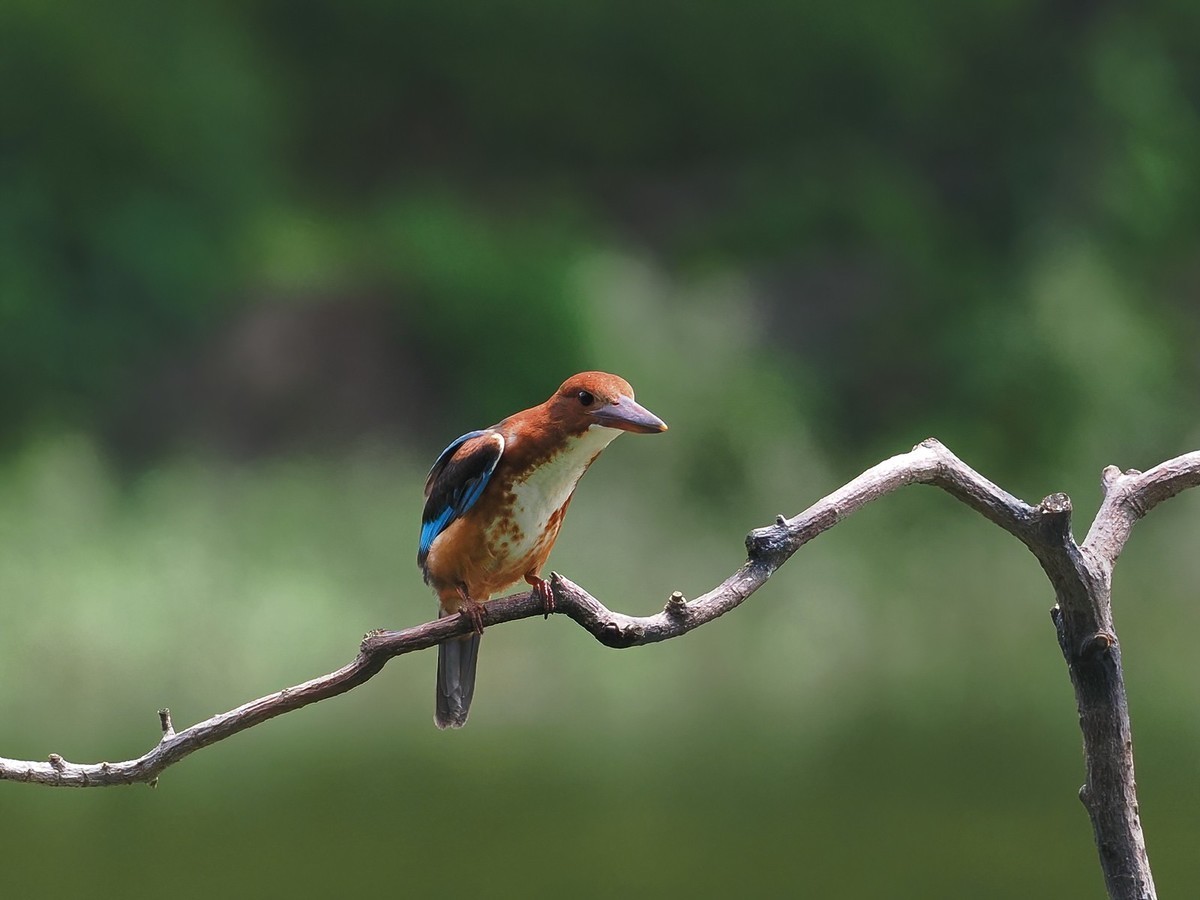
[505,424,623,545]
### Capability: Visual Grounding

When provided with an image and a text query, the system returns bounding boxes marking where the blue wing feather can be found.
[418,429,504,568]
[419,508,456,560]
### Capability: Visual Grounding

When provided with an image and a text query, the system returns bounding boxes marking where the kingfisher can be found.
[418,371,667,728]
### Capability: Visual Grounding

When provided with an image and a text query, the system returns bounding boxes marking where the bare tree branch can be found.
[3,438,1197,899]
[1084,453,1200,567]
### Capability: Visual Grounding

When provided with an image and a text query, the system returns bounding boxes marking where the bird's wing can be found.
[418,429,505,566]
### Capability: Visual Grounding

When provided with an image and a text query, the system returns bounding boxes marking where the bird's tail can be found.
[435,633,481,729]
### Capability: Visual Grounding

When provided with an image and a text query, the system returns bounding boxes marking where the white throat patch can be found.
[506,424,622,534]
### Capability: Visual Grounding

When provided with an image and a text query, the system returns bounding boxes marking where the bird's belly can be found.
[425,500,563,605]
[478,493,566,580]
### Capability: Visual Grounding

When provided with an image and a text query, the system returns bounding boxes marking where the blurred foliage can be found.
[3,1,1200,897]
[3,0,1198,468]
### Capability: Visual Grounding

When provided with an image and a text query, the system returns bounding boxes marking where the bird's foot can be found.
[455,587,486,635]
[459,599,486,634]
[526,574,556,618]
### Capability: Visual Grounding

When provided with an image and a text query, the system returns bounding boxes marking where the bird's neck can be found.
[507,424,622,515]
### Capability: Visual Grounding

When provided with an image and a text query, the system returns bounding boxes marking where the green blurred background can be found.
[3,1,1199,896]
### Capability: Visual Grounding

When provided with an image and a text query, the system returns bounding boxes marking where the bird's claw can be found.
[459,598,486,635]
[526,575,556,618]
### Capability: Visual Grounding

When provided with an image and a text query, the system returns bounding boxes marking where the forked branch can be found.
[3,439,1197,900]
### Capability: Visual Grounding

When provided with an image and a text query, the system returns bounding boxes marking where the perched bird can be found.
[418,371,667,728]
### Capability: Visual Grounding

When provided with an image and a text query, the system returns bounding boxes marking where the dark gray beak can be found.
[589,395,668,434]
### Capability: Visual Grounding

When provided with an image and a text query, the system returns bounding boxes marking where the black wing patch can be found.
[418,429,505,567]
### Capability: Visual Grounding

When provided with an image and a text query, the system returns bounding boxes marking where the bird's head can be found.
[546,372,668,435]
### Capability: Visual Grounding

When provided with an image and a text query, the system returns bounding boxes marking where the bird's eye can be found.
[577,390,595,407]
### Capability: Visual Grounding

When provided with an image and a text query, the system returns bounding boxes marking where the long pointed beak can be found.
[589,395,668,434]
